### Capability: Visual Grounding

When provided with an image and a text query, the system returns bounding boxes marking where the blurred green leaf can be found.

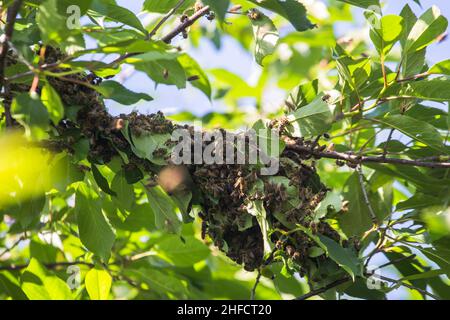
[21,259,73,300]
[75,183,116,261]
[85,267,112,300]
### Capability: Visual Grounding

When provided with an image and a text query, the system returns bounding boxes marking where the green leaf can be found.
[41,84,64,125]
[366,14,404,55]
[338,172,374,237]
[111,170,135,211]
[98,81,153,105]
[11,93,49,137]
[29,240,58,264]
[85,267,112,300]
[396,193,442,211]
[334,45,372,90]
[0,271,28,300]
[178,54,212,99]
[248,0,315,32]
[404,5,448,53]
[285,79,318,111]
[373,115,444,153]
[145,186,182,234]
[129,131,172,166]
[75,182,116,261]
[295,225,360,280]
[318,235,361,281]
[286,96,334,137]
[417,245,450,277]
[36,0,72,44]
[143,0,195,14]
[204,0,230,21]
[403,78,450,102]
[428,59,450,75]
[125,268,186,295]
[399,4,418,49]
[170,190,193,222]
[21,259,73,300]
[36,0,86,53]
[246,200,272,255]
[134,59,187,89]
[249,10,279,66]
[89,1,147,34]
[91,165,116,197]
[314,191,342,221]
[337,0,380,9]
[252,119,285,159]
[156,235,210,266]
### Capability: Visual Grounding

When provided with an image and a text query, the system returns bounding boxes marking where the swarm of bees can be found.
[10,46,350,277]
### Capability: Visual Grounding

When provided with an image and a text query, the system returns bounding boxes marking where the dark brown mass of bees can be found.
[6,47,347,275]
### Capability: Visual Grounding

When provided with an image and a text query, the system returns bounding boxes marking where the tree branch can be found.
[0,0,23,127]
[106,5,211,69]
[396,72,430,83]
[285,140,450,169]
[148,0,186,39]
[161,5,211,43]
[294,277,351,300]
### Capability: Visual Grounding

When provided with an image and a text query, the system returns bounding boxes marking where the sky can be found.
[109,0,450,118]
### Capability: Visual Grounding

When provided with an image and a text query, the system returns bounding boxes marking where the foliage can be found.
[0,0,450,300]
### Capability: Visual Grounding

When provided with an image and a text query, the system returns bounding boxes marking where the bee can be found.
[113,118,124,131]
[292,251,301,261]
[310,222,319,234]
[285,245,295,257]
[206,11,216,21]
[275,240,284,250]
[326,143,335,152]
[234,176,246,196]
[180,14,189,23]
[163,68,169,79]
[187,75,200,82]
[322,94,331,102]
[247,9,261,20]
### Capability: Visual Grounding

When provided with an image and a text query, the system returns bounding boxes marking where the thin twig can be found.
[250,269,262,300]
[285,140,450,169]
[370,273,440,300]
[357,165,378,224]
[148,0,186,39]
[295,277,351,300]
[0,236,25,259]
[105,5,211,69]
[396,72,430,83]
[376,254,416,269]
